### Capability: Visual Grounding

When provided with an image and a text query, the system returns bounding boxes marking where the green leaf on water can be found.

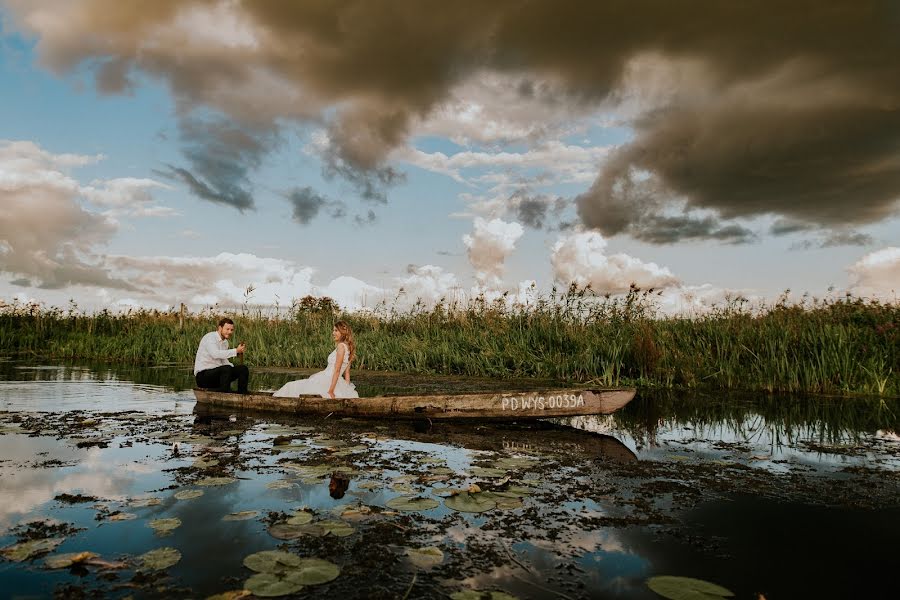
[646,576,735,600]
[109,512,137,522]
[391,483,414,494]
[1,538,64,562]
[266,480,296,490]
[356,481,380,490]
[244,572,306,597]
[430,486,460,497]
[286,511,313,525]
[312,438,346,448]
[268,523,322,540]
[492,457,538,469]
[318,520,354,537]
[490,486,534,499]
[139,547,181,571]
[197,476,237,486]
[481,492,523,510]
[386,496,439,512]
[243,550,304,574]
[406,546,443,569]
[451,591,518,600]
[45,551,99,569]
[429,467,455,475]
[392,475,418,483]
[174,489,204,500]
[148,518,182,535]
[222,511,258,521]
[192,458,219,469]
[470,467,507,478]
[128,497,162,507]
[289,558,340,585]
[444,492,496,513]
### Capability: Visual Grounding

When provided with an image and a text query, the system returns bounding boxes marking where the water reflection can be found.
[0,361,897,599]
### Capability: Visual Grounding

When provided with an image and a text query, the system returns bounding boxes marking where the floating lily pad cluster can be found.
[646,576,735,600]
[242,551,340,597]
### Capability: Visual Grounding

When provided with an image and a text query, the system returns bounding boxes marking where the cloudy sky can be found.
[1,1,898,313]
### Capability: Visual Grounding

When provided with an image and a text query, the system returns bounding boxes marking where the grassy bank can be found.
[1,289,897,395]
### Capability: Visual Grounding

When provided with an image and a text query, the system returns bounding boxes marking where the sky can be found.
[0,0,898,314]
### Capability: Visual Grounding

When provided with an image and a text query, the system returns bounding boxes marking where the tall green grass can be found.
[1,287,897,395]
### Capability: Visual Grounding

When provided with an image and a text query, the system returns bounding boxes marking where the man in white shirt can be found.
[194,317,249,393]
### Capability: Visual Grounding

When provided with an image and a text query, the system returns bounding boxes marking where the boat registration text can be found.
[501,394,585,411]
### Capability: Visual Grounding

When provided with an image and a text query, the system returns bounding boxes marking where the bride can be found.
[273,321,359,399]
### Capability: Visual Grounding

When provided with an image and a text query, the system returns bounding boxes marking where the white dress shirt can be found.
[194,331,238,374]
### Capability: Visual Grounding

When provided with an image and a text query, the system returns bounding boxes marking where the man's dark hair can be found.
[217,317,235,328]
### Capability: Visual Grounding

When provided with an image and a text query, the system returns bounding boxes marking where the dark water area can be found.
[0,360,898,599]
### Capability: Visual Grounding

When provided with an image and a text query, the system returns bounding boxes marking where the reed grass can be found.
[1,286,897,396]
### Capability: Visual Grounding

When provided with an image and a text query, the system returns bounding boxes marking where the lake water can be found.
[0,360,897,599]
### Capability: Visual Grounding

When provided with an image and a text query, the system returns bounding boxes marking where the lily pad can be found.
[206,591,251,600]
[356,481,380,490]
[174,489,204,500]
[429,467,455,475]
[283,464,331,478]
[451,592,517,600]
[493,457,538,469]
[481,493,523,510]
[318,520,354,537]
[392,475,418,483]
[430,486,461,497]
[646,576,735,600]
[407,546,443,569]
[1,538,64,562]
[266,480,296,490]
[109,512,137,522]
[45,551,99,569]
[470,467,507,478]
[139,547,181,571]
[243,550,304,574]
[128,497,162,507]
[386,496,440,512]
[312,438,346,448]
[223,511,258,521]
[490,486,534,499]
[244,572,306,597]
[391,483,414,494]
[290,558,340,585]
[444,492,496,513]
[268,523,321,540]
[286,511,314,525]
[197,476,237,486]
[192,458,219,469]
[148,518,182,535]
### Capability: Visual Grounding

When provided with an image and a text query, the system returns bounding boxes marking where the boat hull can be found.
[191,387,635,420]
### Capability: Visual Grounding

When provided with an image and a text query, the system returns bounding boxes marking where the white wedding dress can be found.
[273,343,358,398]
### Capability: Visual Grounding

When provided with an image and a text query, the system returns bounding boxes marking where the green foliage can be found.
[0,288,897,396]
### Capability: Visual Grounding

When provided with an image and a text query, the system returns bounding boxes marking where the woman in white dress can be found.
[273,321,359,399]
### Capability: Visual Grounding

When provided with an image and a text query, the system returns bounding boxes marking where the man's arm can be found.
[200,334,238,360]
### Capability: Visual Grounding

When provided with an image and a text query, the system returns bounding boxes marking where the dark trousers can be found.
[196,364,249,393]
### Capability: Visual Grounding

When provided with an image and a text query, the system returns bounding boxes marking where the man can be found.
[194,317,249,393]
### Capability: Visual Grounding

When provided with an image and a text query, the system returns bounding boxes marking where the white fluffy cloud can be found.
[0,140,178,292]
[463,218,524,288]
[551,230,679,294]
[848,246,900,299]
[396,264,461,306]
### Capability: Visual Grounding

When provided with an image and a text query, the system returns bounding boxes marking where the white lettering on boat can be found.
[501,394,585,411]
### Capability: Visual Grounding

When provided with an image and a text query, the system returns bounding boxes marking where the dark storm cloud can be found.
[158,117,280,212]
[10,0,900,231]
[512,191,568,230]
[286,186,346,225]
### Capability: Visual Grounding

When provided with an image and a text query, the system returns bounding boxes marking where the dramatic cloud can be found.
[0,140,135,290]
[463,218,524,287]
[81,177,176,218]
[160,117,279,212]
[551,231,679,294]
[848,247,900,300]
[9,0,900,234]
[286,186,344,225]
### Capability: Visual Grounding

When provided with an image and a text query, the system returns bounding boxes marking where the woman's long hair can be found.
[334,320,356,363]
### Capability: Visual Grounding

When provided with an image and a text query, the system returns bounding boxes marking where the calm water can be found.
[0,360,897,599]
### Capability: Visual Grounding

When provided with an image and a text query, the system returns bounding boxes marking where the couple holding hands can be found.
[193,317,359,399]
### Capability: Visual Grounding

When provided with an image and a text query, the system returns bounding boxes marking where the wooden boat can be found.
[192,387,636,420]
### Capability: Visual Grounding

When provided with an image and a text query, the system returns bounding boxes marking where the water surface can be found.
[0,361,897,599]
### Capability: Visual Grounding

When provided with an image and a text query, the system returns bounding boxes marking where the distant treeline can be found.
[1,287,897,396]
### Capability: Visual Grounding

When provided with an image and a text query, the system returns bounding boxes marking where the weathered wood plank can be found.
[192,387,636,420]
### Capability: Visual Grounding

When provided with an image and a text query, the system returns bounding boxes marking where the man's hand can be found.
[236,342,246,354]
